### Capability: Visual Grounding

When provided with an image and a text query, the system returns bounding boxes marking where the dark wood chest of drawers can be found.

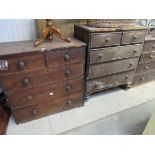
[74,25,147,98]
[0,38,86,124]
[132,36,155,86]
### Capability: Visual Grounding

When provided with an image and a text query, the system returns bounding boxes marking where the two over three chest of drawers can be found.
[132,36,155,85]
[0,39,86,124]
[74,25,147,98]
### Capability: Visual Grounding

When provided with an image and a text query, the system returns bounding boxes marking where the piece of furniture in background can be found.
[74,25,147,98]
[0,88,10,134]
[132,34,155,85]
[0,38,86,124]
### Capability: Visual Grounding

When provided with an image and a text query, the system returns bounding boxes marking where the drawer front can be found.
[122,30,147,45]
[139,52,155,63]
[136,61,155,74]
[90,32,122,48]
[87,70,135,94]
[0,62,84,92]
[12,93,84,124]
[7,78,84,110]
[132,71,155,86]
[89,57,138,78]
[0,53,45,75]
[143,40,155,53]
[90,44,143,64]
[46,47,85,67]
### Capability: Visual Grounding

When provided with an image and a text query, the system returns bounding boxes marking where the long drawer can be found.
[87,70,135,94]
[90,44,143,64]
[132,70,155,86]
[139,52,155,63]
[7,78,84,110]
[0,62,84,92]
[12,93,84,124]
[143,40,155,53]
[90,32,122,48]
[136,61,155,74]
[46,47,85,67]
[0,53,45,75]
[122,30,147,45]
[88,57,138,78]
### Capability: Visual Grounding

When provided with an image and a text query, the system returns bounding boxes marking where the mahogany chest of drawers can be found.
[74,25,147,98]
[0,38,86,124]
[132,35,155,86]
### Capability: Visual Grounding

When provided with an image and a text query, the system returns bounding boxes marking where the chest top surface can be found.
[0,37,86,56]
[75,24,148,33]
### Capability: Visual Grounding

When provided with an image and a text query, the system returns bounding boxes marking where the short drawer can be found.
[12,93,84,124]
[136,61,155,74]
[132,71,155,86]
[90,44,143,64]
[122,30,147,45]
[7,78,84,110]
[90,32,122,48]
[143,40,155,53]
[88,57,138,78]
[139,52,155,63]
[46,47,85,67]
[0,53,45,75]
[87,70,135,94]
[0,62,84,92]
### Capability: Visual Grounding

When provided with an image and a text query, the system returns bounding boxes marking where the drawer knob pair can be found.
[64,54,70,61]
[66,99,73,106]
[65,85,72,92]
[17,61,26,70]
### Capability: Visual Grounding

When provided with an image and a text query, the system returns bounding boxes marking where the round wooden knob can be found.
[133,35,137,39]
[23,78,30,86]
[64,54,70,61]
[125,75,129,79]
[27,95,33,100]
[140,77,144,81]
[133,49,138,53]
[149,55,154,59]
[129,62,134,67]
[152,45,155,49]
[105,37,111,42]
[17,61,26,70]
[65,85,72,92]
[65,69,72,76]
[145,66,149,70]
[32,109,37,116]
[66,99,73,106]
[98,53,103,59]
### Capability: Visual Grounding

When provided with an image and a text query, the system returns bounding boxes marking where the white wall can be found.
[0,19,38,43]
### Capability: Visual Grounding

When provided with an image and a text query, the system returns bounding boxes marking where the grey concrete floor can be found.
[63,100,155,135]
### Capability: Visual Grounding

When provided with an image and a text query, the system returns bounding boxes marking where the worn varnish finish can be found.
[74,24,147,97]
[0,38,86,124]
[132,37,155,86]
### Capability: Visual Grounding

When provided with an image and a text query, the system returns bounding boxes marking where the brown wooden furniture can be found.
[34,19,71,47]
[132,35,155,85]
[74,25,147,98]
[0,38,86,124]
